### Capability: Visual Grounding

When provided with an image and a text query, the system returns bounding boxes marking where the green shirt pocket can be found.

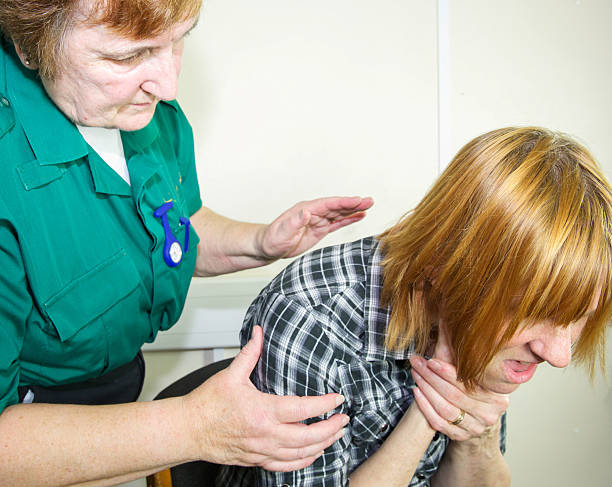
[42,249,140,342]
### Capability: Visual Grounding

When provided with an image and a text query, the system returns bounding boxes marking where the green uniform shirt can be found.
[0,40,202,412]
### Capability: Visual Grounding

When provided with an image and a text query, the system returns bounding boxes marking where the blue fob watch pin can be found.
[154,201,191,267]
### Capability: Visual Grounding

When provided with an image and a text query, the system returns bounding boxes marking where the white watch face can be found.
[169,241,183,263]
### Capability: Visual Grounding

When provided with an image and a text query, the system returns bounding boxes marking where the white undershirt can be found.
[77,125,131,185]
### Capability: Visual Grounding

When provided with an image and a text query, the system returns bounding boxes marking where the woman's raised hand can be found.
[257,196,374,260]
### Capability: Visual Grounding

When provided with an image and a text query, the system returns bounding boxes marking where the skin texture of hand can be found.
[257,196,374,260]
[182,326,350,471]
[408,320,509,441]
[191,196,373,276]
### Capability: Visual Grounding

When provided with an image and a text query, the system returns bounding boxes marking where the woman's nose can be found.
[141,48,181,101]
[529,325,572,368]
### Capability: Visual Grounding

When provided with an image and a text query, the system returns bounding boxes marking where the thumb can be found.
[228,325,263,381]
[433,319,454,363]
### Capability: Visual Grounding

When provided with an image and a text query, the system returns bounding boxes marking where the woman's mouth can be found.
[503,360,538,384]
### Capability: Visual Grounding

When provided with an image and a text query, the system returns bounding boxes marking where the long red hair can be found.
[380,127,612,388]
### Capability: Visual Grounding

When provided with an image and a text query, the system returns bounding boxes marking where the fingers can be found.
[233,404,348,470]
[409,356,467,410]
[228,325,263,381]
[409,355,508,438]
[424,358,506,406]
[295,197,374,222]
[325,212,367,232]
[412,385,471,441]
[257,414,348,471]
[304,196,374,213]
[412,369,475,440]
[274,412,349,448]
[268,430,342,472]
[433,319,454,363]
[272,391,346,423]
[263,455,322,473]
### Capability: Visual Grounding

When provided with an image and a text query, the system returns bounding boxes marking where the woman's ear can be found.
[12,42,37,70]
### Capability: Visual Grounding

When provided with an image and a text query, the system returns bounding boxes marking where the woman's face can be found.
[38,16,197,131]
[478,316,588,395]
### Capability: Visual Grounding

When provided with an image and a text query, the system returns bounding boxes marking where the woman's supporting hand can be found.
[409,356,508,441]
[183,326,349,471]
[257,196,374,260]
[408,323,511,486]
[408,322,509,441]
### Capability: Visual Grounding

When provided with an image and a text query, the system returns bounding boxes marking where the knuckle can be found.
[446,390,462,404]
[482,412,498,427]
[429,416,446,431]
[293,401,310,421]
[299,427,313,447]
[295,446,305,460]
[246,414,268,436]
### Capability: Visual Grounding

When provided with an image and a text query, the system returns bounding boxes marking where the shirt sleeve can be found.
[0,197,32,413]
[242,291,352,487]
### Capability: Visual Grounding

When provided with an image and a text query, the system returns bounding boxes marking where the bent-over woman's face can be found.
[478,317,587,395]
[39,16,197,131]
[478,289,600,395]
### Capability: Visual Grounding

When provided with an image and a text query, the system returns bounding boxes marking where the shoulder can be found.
[266,236,378,305]
[239,237,377,355]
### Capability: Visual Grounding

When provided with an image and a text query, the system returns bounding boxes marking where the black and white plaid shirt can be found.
[217,236,505,486]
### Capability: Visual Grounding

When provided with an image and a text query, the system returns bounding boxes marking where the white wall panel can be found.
[179,0,439,260]
[450,1,612,485]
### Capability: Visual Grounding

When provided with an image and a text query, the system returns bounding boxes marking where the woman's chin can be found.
[116,110,157,131]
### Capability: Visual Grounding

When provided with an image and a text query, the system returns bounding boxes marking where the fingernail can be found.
[342,415,350,426]
[335,394,345,406]
[409,356,423,368]
[412,370,423,381]
[335,428,346,440]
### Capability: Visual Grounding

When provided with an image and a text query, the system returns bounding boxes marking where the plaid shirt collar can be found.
[363,239,416,362]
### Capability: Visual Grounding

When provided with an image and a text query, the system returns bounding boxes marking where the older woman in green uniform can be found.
[0,1,373,486]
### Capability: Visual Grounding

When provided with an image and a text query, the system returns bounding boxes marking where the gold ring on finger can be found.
[448,409,465,426]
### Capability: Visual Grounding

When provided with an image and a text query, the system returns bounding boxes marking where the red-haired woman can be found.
[219,127,612,486]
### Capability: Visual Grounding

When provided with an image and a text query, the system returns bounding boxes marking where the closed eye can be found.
[109,48,152,65]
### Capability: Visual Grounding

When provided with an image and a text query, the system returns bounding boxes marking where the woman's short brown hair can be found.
[380,127,612,388]
[0,0,202,80]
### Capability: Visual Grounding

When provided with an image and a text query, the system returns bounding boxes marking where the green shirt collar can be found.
[2,40,88,165]
[2,40,179,195]
[4,44,167,163]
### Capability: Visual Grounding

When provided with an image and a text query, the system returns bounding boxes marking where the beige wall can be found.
[123,1,612,486]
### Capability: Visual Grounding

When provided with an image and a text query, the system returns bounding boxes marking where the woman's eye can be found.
[112,50,149,64]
